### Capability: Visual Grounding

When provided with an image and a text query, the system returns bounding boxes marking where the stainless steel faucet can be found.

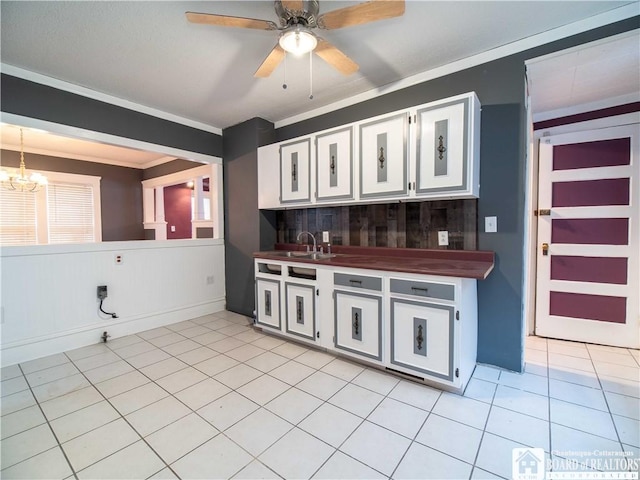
[296,231,317,253]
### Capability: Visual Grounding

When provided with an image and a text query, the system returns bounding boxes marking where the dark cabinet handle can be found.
[330,155,336,175]
[349,279,362,286]
[265,292,271,316]
[296,299,302,323]
[353,312,359,336]
[437,135,447,160]
[416,324,424,351]
[292,163,297,182]
[411,286,429,294]
[378,147,385,169]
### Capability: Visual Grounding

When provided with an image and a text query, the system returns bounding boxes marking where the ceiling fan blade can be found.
[255,44,286,78]
[281,0,304,11]
[317,0,405,30]
[186,12,277,30]
[314,38,359,76]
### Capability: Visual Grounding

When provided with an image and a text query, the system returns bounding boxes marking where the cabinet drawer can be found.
[390,298,455,381]
[390,278,454,301]
[334,290,382,361]
[334,273,382,291]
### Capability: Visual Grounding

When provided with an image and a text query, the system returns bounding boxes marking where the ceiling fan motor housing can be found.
[275,1,320,28]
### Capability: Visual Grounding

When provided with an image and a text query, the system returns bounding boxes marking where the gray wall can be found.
[1,150,144,241]
[223,118,276,316]
[1,74,223,157]
[142,159,204,180]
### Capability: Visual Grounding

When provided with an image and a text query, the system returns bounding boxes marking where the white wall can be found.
[0,239,226,365]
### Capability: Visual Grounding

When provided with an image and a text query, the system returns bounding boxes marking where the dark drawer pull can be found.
[411,286,429,294]
[349,279,363,285]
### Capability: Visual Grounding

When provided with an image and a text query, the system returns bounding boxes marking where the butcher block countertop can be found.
[254,244,495,280]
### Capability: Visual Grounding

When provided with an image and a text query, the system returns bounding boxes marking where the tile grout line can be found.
[14,362,79,480]
[584,341,627,455]
[466,363,503,480]
[65,348,188,479]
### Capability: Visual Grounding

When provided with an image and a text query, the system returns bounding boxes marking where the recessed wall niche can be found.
[276,199,477,250]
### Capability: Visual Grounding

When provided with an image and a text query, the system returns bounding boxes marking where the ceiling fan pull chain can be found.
[283,52,288,90]
[309,50,314,100]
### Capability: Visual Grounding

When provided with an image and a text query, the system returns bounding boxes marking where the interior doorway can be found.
[524,30,640,347]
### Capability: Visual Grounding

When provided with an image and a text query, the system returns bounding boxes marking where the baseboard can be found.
[0,298,226,366]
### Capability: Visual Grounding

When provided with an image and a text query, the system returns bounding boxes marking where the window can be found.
[0,171,101,246]
[0,188,37,245]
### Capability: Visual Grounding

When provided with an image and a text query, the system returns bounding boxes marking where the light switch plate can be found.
[485,216,497,233]
[438,231,449,246]
[322,231,329,242]
[171,225,176,232]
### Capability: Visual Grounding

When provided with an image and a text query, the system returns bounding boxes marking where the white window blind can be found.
[47,182,95,244]
[0,189,38,246]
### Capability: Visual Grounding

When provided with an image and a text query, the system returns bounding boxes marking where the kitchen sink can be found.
[266,251,337,260]
[268,251,313,258]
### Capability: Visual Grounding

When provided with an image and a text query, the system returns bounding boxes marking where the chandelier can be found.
[0,128,48,192]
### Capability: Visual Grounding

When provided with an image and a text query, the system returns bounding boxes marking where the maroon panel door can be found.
[535,125,638,348]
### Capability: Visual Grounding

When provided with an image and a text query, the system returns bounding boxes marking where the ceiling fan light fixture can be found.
[279,26,317,56]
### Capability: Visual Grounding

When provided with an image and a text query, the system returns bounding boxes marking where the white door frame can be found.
[524,109,640,337]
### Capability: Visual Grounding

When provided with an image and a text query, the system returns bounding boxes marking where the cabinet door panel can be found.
[256,278,281,330]
[390,298,454,380]
[334,290,382,360]
[280,139,311,203]
[416,98,468,194]
[285,282,316,340]
[359,114,408,198]
[316,127,353,201]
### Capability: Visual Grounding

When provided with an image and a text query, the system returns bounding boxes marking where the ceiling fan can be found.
[186,0,405,78]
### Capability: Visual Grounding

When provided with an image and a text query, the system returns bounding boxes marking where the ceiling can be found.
[527,30,640,118]
[1,0,638,132]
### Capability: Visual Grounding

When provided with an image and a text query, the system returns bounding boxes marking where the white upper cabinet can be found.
[316,127,353,201]
[280,139,312,204]
[257,92,480,209]
[413,92,480,198]
[359,113,409,199]
[257,143,280,209]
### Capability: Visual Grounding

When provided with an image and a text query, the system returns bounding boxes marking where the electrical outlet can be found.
[322,231,329,243]
[171,225,176,232]
[438,231,449,246]
[485,216,498,233]
[97,285,108,300]
[115,254,123,264]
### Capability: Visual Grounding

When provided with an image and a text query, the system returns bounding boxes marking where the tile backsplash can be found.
[276,200,477,250]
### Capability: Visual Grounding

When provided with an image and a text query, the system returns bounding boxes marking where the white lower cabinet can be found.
[256,277,281,330]
[390,298,454,381]
[333,272,383,361]
[285,282,316,341]
[254,259,477,393]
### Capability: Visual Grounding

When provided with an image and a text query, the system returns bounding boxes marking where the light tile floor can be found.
[1,311,639,479]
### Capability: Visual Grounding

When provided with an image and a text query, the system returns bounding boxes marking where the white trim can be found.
[525,29,639,67]
[0,142,174,170]
[0,112,222,165]
[275,4,638,129]
[0,237,224,258]
[141,164,214,189]
[1,63,222,136]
